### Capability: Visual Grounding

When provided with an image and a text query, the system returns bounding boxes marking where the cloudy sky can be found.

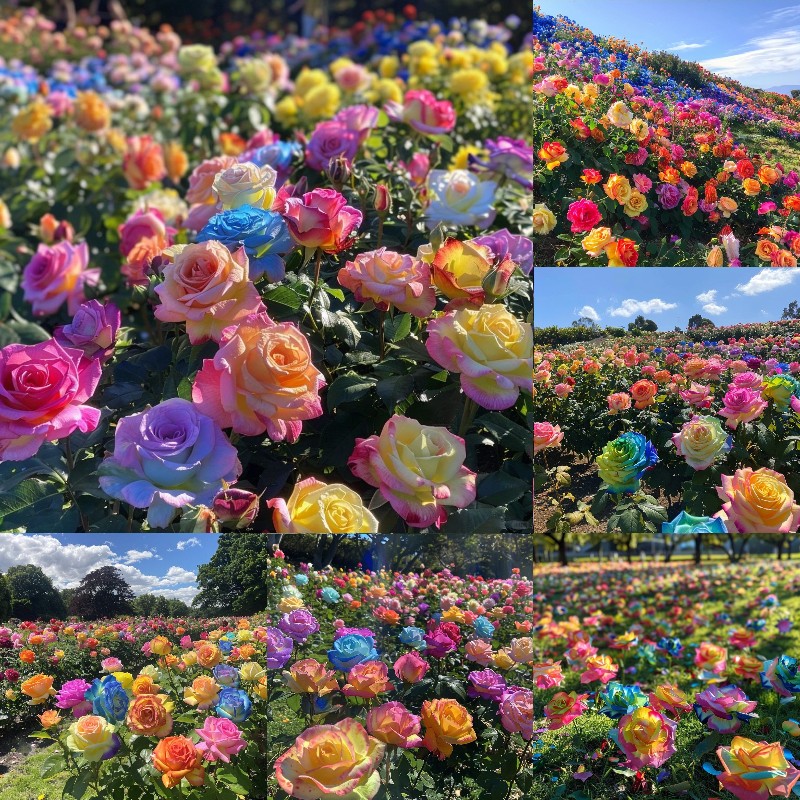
[536,1,800,89]
[0,534,221,604]
[534,268,800,329]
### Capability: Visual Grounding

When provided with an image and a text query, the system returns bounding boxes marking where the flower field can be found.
[534,320,800,537]
[0,6,533,534]
[533,6,800,265]
[0,554,533,800]
[522,559,800,800]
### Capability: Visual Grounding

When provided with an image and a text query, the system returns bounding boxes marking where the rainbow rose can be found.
[595,432,659,493]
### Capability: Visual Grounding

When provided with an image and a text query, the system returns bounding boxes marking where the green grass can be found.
[730,122,800,171]
[0,746,69,800]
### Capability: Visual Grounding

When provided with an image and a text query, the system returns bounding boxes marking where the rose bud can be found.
[54,220,75,243]
[326,155,351,188]
[481,254,519,301]
[212,488,260,529]
[40,213,59,244]
[374,184,391,214]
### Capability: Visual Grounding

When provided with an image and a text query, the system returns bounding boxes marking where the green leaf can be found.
[63,769,93,799]
[376,374,415,409]
[324,286,345,302]
[6,319,50,344]
[264,285,303,310]
[0,478,65,529]
[177,376,193,401]
[440,504,507,533]
[476,413,529,452]
[326,373,376,410]
[385,313,412,342]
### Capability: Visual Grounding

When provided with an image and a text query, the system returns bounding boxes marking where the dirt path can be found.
[0,720,51,774]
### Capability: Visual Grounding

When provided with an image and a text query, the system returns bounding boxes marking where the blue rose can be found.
[86,676,129,722]
[662,511,726,534]
[212,664,240,687]
[597,682,649,720]
[215,688,252,723]
[249,141,302,181]
[197,205,293,281]
[658,637,683,657]
[398,626,426,649]
[328,634,379,672]
[295,574,309,586]
[321,587,340,604]
[473,616,495,640]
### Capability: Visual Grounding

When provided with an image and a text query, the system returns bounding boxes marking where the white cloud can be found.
[668,40,710,51]
[696,289,717,304]
[767,6,800,22]
[176,538,200,551]
[607,298,677,317]
[703,302,728,315]
[695,289,727,315]
[0,535,197,601]
[701,29,800,79]
[735,269,800,296]
[576,305,600,322]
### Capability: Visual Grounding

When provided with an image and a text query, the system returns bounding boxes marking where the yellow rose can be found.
[493,649,516,670]
[274,96,298,126]
[533,203,557,235]
[629,118,649,141]
[178,44,217,76]
[20,674,56,705]
[294,68,328,96]
[717,468,800,533]
[442,607,466,623]
[278,596,305,614]
[421,699,477,759]
[212,161,276,211]
[431,238,494,303]
[449,68,488,97]
[237,59,273,94]
[12,100,52,141]
[239,662,266,683]
[302,83,341,120]
[111,672,134,691]
[510,637,534,664]
[603,174,632,205]
[74,91,111,132]
[606,100,634,128]
[582,227,614,257]
[269,477,379,534]
[379,55,399,78]
[183,676,220,709]
[66,715,118,762]
[182,650,198,667]
[623,190,648,217]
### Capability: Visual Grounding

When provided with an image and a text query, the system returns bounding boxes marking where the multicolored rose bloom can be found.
[762,375,799,412]
[533,422,563,454]
[282,188,363,254]
[425,305,533,411]
[275,719,385,800]
[328,634,380,672]
[348,415,477,529]
[22,241,99,316]
[712,737,800,800]
[595,432,659,493]
[649,684,692,717]
[694,686,758,733]
[695,642,729,682]
[66,715,121,762]
[421,698,477,759]
[85,675,129,722]
[613,707,676,770]
[597,682,649,720]
[761,655,800,699]
[662,511,727,534]
[544,691,588,730]
[98,398,241,528]
[366,701,424,748]
[152,736,205,789]
[342,662,394,699]
[283,659,339,696]
[715,468,800,534]
[672,415,732,470]
[719,387,769,429]
[0,338,101,461]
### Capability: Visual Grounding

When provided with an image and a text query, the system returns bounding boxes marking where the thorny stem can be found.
[64,437,89,532]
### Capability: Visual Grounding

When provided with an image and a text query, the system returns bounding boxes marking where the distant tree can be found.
[69,567,134,620]
[60,587,77,610]
[688,313,714,329]
[628,315,657,332]
[782,301,800,320]
[0,573,10,622]
[792,90,800,100]
[133,594,158,616]
[6,565,67,620]
[571,316,598,329]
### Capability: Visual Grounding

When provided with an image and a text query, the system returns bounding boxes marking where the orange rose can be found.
[152,736,205,788]
[132,675,161,696]
[123,135,166,190]
[755,239,780,261]
[773,250,798,267]
[20,674,56,705]
[20,649,35,664]
[74,91,111,132]
[195,642,222,669]
[164,141,189,183]
[39,709,62,729]
[421,698,477,759]
[630,379,657,409]
[742,178,761,196]
[127,694,173,737]
[758,166,780,185]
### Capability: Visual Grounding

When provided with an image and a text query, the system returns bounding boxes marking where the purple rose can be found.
[334,627,376,640]
[335,105,380,140]
[305,121,362,172]
[423,628,458,658]
[212,488,259,529]
[471,228,533,275]
[54,300,121,363]
[266,626,294,669]
[98,398,241,529]
[471,136,534,189]
[56,678,93,716]
[656,183,681,210]
[467,668,507,701]
[278,609,319,643]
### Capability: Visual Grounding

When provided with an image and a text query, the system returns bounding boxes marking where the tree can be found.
[194,533,274,615]
[69,567,134,620]
[6,565,67,620]
[782,301,800,320]
[628,315,657,332]
[0,573,10,622]
[688,313,714,329]
[571,316,598,329]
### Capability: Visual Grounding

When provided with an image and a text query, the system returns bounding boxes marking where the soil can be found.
[0,719,51,774]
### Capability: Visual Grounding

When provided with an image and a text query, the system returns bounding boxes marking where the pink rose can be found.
[566,198,602,233]
[387,89,455,135]
[119,209,173,257]
[153,242,264,344]
[679,382,712,407]
[122,135,166,190]
[607,392,631,413]
[399,152,430,186]
[304,121,361,172]
[366,701,423,748]
[194,717,246,763]
[0,338,101,460]
[22,241,99,317]
[185,156,239,205]
[393,652,429,684]
[533,422,563,453]
[282,188,362,253]
[718,387,768,429]
[335,104,379,140]
[499,688,533,741]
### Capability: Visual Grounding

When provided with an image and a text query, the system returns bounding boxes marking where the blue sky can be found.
[534,268,800,329]
[536,1,800,89]
[0,534,221,603]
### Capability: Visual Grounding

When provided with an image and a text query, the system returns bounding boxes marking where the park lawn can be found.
[730,121,800,172]
[0,746,71,800]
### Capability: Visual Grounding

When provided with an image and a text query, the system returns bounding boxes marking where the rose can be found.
[762,374,797,411]
[580,654,618,684]
[56,678,92,716]
[715,737,800,800]
[716,468,800,533]
[186,156,239,205]
[467,669,506,701]
[328,634,380,672]
[348,414,477,529]
[183,676,220,709]
[126,694,173,737]
[212,488,259,529]
[338,248,435,317]
[597,682,649,719]
[694,686,758,734]
[672,415,731,470]
[195,717,246,763]
[680,382,712,407]
[12,99,52,140]
[343,661,394,698]
[283,659,339,695]
[119,209,172,257]
[472,136,534,189]
[393,652,429,683]
[192,312,325,442]
[265,627,294,670]
[425,170,497,230]
[566,199,602,233]
[85,676,129,722]
[367,702,423,748]
[430,238,493,305]
[197,206,292,281]
[215,688,252,723]
[426,305,532,410]
[152,736,205,789]
[607,100,634,127]
[305,120,362,171]
[534,422,564,454]
[268,477,379,533]
[623,190,648,216]
[532,203,556,235]
[388,89,455,135]
[282,188,363,253]
[662,511,727,533]
[760,656,800,698]
[544,691,587,730]
[421,698,476,759]
[213,161,277,210]
[537,141,569,170]
[20,674,56,705]
[54,300,120,363]
[607,392,631,413]
[499,688,533,740]
[279,610,320,644]
[695,642,728,675]
[246,140,302,185]
[66,715,121,762]
[470,229,532,276]
[605,238,638,266]
[603,174,632,205]
[596,432,659,493]
[154,241,264,343]
[212,665,239,688]
[22,241,99,317]
[615,708,676,769]
[123,135,166,190]
[582,227,614,257]
[98,398,241,529]
[0,338,101,461]
[275,718,385,800]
